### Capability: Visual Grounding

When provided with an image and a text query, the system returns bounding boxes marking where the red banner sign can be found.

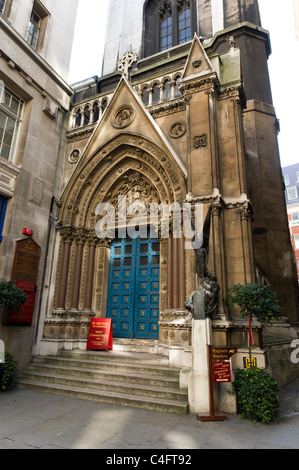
[87,318,113,352]
[213,361,232,383]
[6,281,36,325]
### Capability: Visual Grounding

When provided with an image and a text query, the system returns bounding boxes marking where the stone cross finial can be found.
[118,51,138,79]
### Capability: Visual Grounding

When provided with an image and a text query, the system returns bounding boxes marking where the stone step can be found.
[31,356,180,377]
[18,369,187,401]
[16,350,189,415]
[24,363,180,388]
[16,379,189,415]
[59,349,169,365]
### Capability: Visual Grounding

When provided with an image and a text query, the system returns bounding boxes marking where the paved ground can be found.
[0,379,298,451]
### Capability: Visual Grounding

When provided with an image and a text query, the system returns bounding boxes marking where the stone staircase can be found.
[16,348,189,415]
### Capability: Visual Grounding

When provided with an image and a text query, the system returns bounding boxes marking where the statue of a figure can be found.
[185,204,220,319]
[195,205,212,287]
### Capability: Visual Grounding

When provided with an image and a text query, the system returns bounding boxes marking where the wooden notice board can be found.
[11,239,41,284]
[6,239,41,325]
[87,319,113,352]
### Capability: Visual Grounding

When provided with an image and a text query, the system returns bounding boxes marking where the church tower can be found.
[37,0,299,412]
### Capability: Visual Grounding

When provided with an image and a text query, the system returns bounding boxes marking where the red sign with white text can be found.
[86,318,113,352]
[213,361,232,383]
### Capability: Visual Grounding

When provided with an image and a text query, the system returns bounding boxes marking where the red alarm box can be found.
[23,228,33,236]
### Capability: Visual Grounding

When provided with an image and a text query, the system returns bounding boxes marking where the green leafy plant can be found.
[1,352,18,391]
[225,283,281,324]
[232,366,281,423]
[225,283,281,363]
[0,281,28,311]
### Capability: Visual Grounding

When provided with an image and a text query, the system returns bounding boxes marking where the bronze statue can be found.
[185,204,219,319]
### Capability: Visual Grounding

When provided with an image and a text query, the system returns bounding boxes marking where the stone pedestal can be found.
[188,318,212,413]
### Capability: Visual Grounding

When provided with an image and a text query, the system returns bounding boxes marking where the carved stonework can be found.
[192,59,202,69]
[159,2,172,17]
[68,149,80,164]
[117,51,138,79]
[193,134,208,149]
[159,309,192,346]
[112,106,135,129]
[169,122,186,139]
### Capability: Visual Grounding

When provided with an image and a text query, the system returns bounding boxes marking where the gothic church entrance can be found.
[107,234,160,339]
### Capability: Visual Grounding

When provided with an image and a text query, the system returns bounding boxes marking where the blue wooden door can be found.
[107,236,160,339]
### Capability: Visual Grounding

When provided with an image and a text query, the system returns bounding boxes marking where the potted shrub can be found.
[225,283,281,364]
[0,281,28,324]
[232,366,281,423]
[0,352,18,391]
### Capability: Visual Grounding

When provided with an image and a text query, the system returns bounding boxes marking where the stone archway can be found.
[43,133,188,345]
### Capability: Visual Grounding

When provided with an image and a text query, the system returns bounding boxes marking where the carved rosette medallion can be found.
[112,106,135,129]
[169,122,186,139]
[193,134,208,149]
[68,149,80,164]
[192,59,202,69]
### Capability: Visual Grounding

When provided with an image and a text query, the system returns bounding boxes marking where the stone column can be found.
[84,238,97,310]
[70,233,86,309]
[207,88,220,189]
[188,318,212,413]
[240,202,255,284]
[212,201,227,318]
[232,97,247,195]
[57,230,73,309]
[172,237,179,309]
[167,238,173,309]
[178,233,186,308]
[167,232,186,310]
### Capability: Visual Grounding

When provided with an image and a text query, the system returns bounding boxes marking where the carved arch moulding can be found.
[58,133,187,233]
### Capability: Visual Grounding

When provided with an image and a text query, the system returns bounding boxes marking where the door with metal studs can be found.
[107,235,160,339]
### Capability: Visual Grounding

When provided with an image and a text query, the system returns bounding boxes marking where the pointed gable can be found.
[181,33,215,83]
[74,77,187,178]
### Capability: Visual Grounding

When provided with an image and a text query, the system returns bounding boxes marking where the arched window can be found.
[93,102,99,122]
[174,76,181,98]
[159,4,172,51]
[142,87,150,106]
[152,83,160,105]
[178,1,192,44]
[83,105,90,126]
[143,0,196,58]
[163,80,171,101]
[75,108,81,128]
[101,98,108,113]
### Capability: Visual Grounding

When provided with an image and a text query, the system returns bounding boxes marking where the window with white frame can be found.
[26,9,41,49]
[0,87,23,161]
[25,1,50,51]
[294,235,299,250]
[284,174,289,185]
[292,212,299,224]
[287,186,298,201]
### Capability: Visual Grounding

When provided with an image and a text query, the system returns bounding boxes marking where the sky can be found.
[68,0,299,168]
